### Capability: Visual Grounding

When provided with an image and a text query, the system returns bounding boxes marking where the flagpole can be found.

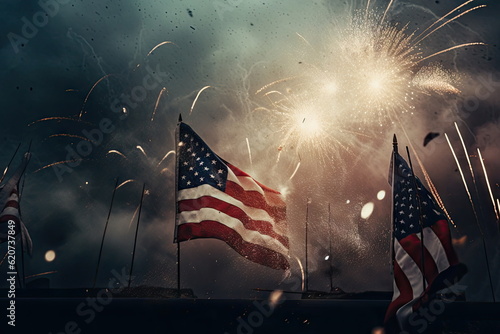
[175,114,182,297]
[18,142,32,289]
[128,183,146,288]
[328,203,333,293]
[390,135,398,275]
[0,142,21,184]
[405,146,426,292]
[305,198,310,292]
[93,177,119,289]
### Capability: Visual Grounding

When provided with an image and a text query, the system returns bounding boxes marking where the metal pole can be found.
[305,199,309,292]
[93,177,119,289]
[128,183,146,288]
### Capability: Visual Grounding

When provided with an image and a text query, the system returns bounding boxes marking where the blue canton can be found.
[178,122,228,191]
[392,153,444,240]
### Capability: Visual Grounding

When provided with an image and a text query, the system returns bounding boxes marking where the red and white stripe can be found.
[385,220,459,328]
[177,163,290,270]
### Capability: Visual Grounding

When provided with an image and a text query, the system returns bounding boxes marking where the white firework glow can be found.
[253,0,485,164]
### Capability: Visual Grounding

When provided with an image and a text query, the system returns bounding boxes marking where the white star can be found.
[196,157,200,161]
[184,134,189,138]
[187,148,192,152]
[210,174,215,178]
[199,161,204,166]
[201,147,205,151]
[211,160,216,165]
[187,181,191,185]
[206,153,210,157]
[399,211,404,215]
[409,213,413,218]
[218,169,223,174]
[200,177,204,182]
[181,175,186,180]
[410,224,414,228]
[400,203,406,207]
[183,162,188,166]
[400,219,405,224]
[189,167,194,171]
[194,172,199,176]
[401,229,406,234]
[217,182,223,187]
[191,153,196,157]
[409,204,414,209]
[423,201,428,206]
[204,167,209,171]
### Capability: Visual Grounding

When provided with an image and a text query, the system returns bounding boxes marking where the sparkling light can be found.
[45,250,56,262]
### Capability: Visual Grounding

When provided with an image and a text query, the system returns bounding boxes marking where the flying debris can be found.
[423,132,440,146]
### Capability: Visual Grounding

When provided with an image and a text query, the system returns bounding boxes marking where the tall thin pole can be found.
[0,142,21,184]
[305,198,310,292]
[93,177,119,289]
[18,143,32,289]
[405,146,426,292]
[175,114,182,297]
[128,183,146,288]
[390,135,398,275]
[328,203,333,293]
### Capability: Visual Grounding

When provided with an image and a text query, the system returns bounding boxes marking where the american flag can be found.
[0,153,33,255]
[385,151,464,331]
[175,122,290,270]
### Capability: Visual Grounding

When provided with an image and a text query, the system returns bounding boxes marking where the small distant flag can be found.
[175,121,290,270]
[385,146,466,332]
[0,153,33,255]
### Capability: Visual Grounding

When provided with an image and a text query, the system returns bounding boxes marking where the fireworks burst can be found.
[253,0,485,164]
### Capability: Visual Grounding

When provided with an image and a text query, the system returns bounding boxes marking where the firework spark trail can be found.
[79,74,114,119]
[28,117,93,127]
[157,150,175,167]
[151,87,168,121]
[136,146,147,157]
[445,133,479,223]
[129,204,141,229]
[415,5,487,45]
[455,122,476,181]
[288,161,301,181]
[295,256,305,292]
[413,0,475,42]
[116,179,135,190]
[189,86,212,115]
[25,271,57,279]
[380,0,395,25]
[477,148,500,220]
[48,134,94,143]
[246,138,253,169]
[417,42,486,64]
[146,41,175,57]
[401,127,456,227]
[107,150,128,159]
[34,160,86,173]
[0,252,7,266]
[255,77,299,95]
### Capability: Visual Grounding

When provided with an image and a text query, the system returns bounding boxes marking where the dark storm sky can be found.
[0,0,499,301]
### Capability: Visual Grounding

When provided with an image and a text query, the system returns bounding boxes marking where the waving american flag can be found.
[385,150,466,332]
[175,122,289,270]
[0,153,33,255]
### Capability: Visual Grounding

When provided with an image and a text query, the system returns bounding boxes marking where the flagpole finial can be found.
[178,114,183,123]
[393,134,398,153]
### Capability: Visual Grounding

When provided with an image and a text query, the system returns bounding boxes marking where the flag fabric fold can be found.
[385,150,466,332]
[175,122,290,270]
[0,152,33,255]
